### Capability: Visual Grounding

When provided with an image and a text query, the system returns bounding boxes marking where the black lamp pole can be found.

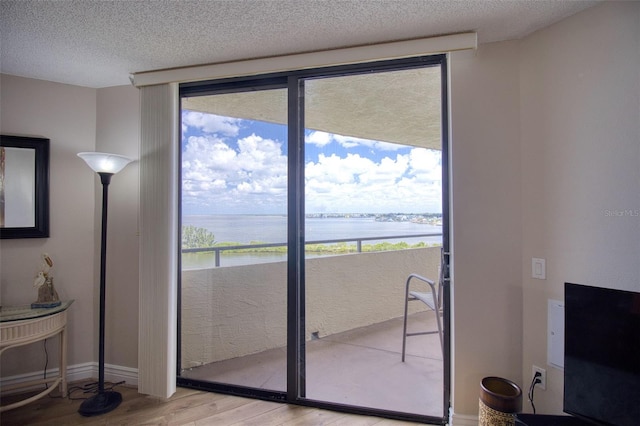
[78,172,122,416]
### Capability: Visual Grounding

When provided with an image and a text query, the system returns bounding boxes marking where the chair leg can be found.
[402,273,444,360]
[401,276,411,362]
[435,305,444,354]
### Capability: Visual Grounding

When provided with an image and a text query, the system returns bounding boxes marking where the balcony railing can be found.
[182,232,442,267]
[181,244,442,369]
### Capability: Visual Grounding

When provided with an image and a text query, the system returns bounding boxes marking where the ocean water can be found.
[182,214,442,269]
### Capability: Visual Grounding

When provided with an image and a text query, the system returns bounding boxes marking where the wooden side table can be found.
[0,300,74,412]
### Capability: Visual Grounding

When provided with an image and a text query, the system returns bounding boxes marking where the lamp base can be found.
[78,390,122,417]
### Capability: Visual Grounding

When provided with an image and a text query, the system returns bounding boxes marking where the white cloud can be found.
[303,147,441,213]
[306,131,405,152]
[408,148,442,185]
[333,134,403,151]
[306,131,333,147]
[182,111,241,136]
[181,118,442,214]
[306,153,375,185]
[182,133,288,214]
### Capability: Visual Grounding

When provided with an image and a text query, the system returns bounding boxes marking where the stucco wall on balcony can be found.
[181,246,440,369]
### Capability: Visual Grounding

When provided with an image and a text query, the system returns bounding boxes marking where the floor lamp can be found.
[77,152,132,417]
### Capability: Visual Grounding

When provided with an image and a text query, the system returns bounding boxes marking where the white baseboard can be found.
[103,363,139,387]
[449,408,479,426]
[0,363,138,395]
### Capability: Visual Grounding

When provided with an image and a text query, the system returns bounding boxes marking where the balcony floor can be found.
[181,311,444,418]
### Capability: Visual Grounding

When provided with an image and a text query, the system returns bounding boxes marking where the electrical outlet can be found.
[533,365,546,390]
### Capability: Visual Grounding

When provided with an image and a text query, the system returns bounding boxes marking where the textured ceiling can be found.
[0,0,600,88]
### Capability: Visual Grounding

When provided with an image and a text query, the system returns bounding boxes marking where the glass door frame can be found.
[177,54,450,425]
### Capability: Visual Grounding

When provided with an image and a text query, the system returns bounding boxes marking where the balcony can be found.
[180,244,443,417]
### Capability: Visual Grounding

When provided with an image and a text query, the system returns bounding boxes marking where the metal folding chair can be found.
[401,251,444,361]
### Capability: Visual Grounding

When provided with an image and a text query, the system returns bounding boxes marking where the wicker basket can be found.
[479,376,522,426]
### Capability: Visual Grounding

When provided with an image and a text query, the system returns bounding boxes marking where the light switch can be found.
[532,258,546,280]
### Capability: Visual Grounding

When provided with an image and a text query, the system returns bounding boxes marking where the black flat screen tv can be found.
[564,282,640,425]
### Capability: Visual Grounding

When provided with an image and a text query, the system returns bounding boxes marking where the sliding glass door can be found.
[303,67,444,417]
[179,87,289,393]
[177,56,449,423]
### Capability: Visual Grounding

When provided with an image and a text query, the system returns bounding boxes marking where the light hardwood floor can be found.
[0,381,424,425]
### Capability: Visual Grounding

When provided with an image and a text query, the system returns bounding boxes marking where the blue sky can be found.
[181,110,442,215]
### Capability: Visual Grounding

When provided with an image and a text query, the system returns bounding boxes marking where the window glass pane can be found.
[179,88,288,391]
[303,67,444,417]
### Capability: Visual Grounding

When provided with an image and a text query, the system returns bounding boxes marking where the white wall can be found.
[449,41,524,418]
[0,75,97,374]
[520,1,640,414]
[448,3,640,420]
[0,76,140,382]
[95,85,140,371]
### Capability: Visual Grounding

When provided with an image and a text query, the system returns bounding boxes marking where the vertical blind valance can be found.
[131,33,476,86]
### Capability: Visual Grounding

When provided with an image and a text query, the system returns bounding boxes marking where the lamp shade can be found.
[78,152,133,174]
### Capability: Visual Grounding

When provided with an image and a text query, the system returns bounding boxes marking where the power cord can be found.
[41,338,66,398]
[528,371,542,414]
[67,380,126,400]
[42,338,69,399]
[43,339,49,385]
[41,339,125,400]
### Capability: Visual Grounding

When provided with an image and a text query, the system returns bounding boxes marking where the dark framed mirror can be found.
[0,135,50,238]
